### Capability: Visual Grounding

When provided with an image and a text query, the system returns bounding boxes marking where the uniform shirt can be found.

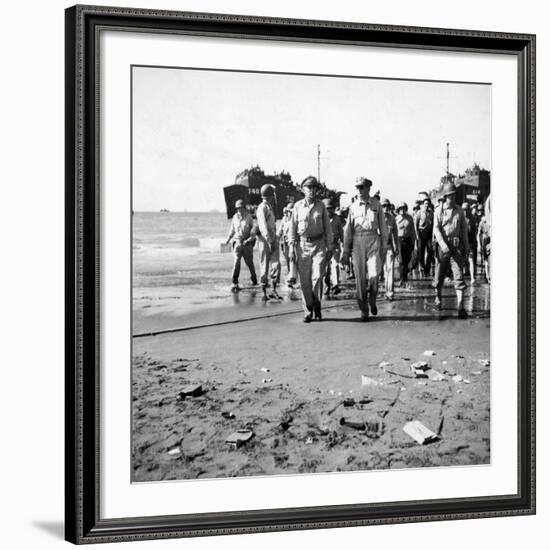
[415,207,434,233]
[395,213,416,240]
[343,196,388,253]
[226,212,254,243]
[278,215,292,242]
[433,204,470,254]
[477,216,490,242]
[329,214,344,246]
[384,212,399,252]
[256,200,277,241]
[288,199,333,248]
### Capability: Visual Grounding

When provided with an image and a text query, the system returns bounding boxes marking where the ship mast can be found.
[317,144,321,184]
[446,142,450,178]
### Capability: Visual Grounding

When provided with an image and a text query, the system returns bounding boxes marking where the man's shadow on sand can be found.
[32,521,64,540]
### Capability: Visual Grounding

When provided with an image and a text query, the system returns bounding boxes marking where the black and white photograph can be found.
[131,66,492,482]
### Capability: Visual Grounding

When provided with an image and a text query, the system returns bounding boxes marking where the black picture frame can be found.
[65,4,536,544]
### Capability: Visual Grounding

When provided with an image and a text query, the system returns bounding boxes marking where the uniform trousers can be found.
[296,239,327,312]
[418,229,434,276]
[281,240,297,283]
[383,249,396,298]
[258,236,281,287]
[352,233,381,313]
[324,245,341,289]
[433,246,466,291]
[398,236,414,282]
[231,242,257,285]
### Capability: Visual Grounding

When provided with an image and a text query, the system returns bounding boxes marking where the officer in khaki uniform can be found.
[381,198,400,301]
[256,184,282,300]
[323,198,344,296]
[224,199,258,292]
[278,204,297,287]
[433,182,470,318]
[341,177,388,321]
[288,176,333,322]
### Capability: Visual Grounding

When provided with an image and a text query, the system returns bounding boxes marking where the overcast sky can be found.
[132,66,491,212]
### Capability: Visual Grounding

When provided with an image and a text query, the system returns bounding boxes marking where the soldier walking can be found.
[395,202,417,288]
[224,199,258,292]
[341,177,388,321]
[381,198,400,301]
[288,176,333,322]
[415,197,434,277]
[278,205,297,288]
[462,202,478,285]
[323,198,344,296]
[432,182,470,318]
[256,184,282,300]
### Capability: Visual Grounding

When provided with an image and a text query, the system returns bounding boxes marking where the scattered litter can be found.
[338,391,343,396]
[329,390,335,395]
[260,367,270,373]
[226,429,255,449]
[305,437,314,445]
[401,356,410,361]
[400,387,407,391]
[411,361,429,371]
[478,359,490,367]
[463,379,471,384]
[423,350,436,356]
[472,371,482,375]
[455,355,465,359]
[361,375,383,386]
[416,381,428,386]
[358,398,373,405]
[378,361,392,369]
[167,447,181,456]
[349,390,354,394]
[343,398,356,407]
[410,365,429,378]
[339,417,366,431]
[403,420,439,445]
[221,411,235,419]
[177,384,203,400]
[427,369,446,382]
[457,389,463,394]
[442,361,447,365]
[365,420,381,439]
[262,378,273,383]
[452,375,464,383]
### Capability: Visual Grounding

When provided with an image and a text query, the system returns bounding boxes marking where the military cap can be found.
[260,184,275,197]
[355,177,373,188]
[234,199,245,209]
[442,182,457,196]
[397,201,408,212]
[323,198,335,209]
[381,198,391,207]
[301,176,319,188]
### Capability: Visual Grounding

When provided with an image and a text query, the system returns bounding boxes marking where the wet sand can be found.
[132,277,490,482]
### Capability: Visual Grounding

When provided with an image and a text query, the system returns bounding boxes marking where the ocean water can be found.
[132,212,235,290]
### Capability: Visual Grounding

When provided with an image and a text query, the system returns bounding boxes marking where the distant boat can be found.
[160,208,170,213]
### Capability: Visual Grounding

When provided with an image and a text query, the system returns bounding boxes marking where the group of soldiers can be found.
[225,176,491,323]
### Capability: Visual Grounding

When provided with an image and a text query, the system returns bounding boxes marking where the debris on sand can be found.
[361,375,384,387]
[403,420,439,445]
[378,361,392,369]
[226,429,254,449]
[452,375,464,383]
[411,361,429,371]
[260,368,270,373]
[177,384,203,400]
[262,378,273,383]
[339,417,366,431]
[343,398,356,407]
[423,350,436,356]
[410,365,429,378]
[427,369,446,382]
[221,411,235,419]
[167,446,181,457]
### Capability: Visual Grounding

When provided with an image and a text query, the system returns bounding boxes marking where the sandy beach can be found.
[132,277,490,482]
